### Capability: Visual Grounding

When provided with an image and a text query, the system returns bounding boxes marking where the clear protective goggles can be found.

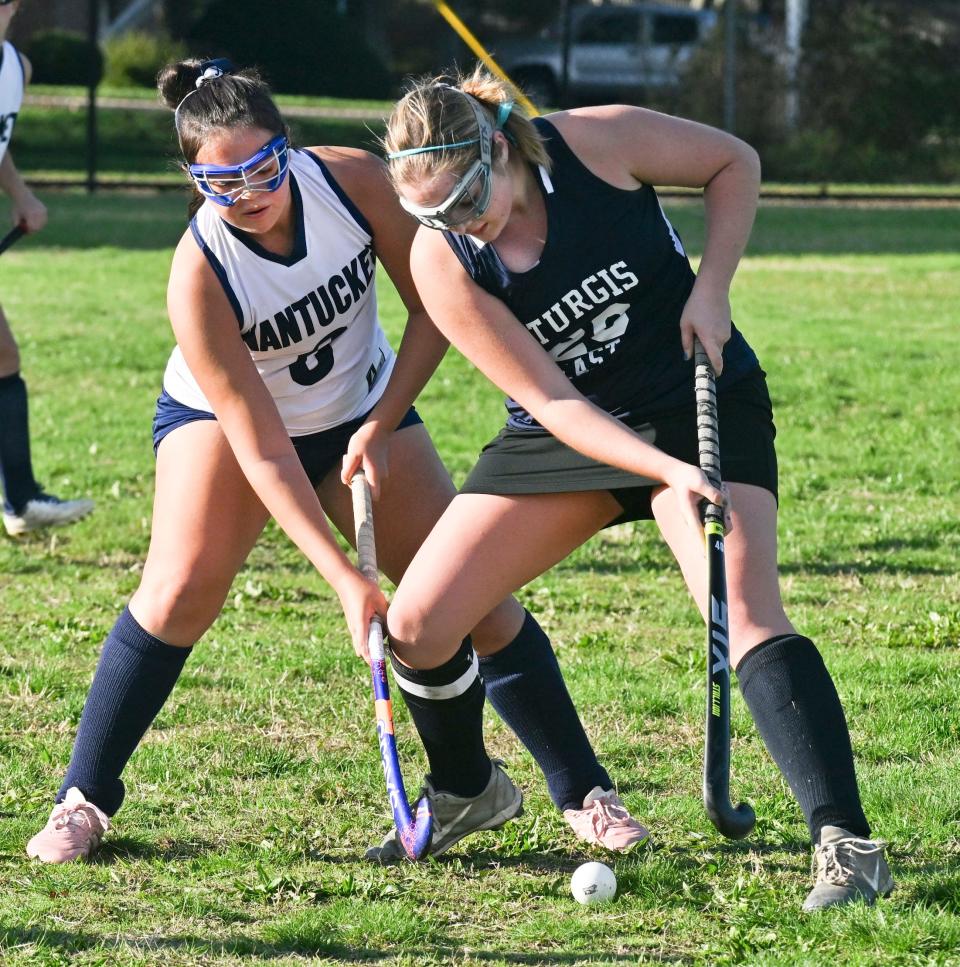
[395,96,508,231]
[186,134,290,208]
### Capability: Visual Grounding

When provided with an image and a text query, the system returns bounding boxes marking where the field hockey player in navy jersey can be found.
[0,0,94,536]
[369,67,895,910]
[26,59,647,865]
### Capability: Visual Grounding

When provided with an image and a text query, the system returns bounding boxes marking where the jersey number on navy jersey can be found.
[551,302,631,376]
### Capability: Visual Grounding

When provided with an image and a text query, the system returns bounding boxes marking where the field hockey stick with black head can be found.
[351,472,433,860]
[694,340,756,840]
[0,222,27,255]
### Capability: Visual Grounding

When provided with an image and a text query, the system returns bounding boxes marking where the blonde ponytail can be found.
[384,66,550,188]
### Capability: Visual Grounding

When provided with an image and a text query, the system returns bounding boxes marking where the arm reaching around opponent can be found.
[167,237,386,656]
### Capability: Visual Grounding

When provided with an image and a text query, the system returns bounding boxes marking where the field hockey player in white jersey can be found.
[26,59,647,865]
[372,68,895,910]
[0,0,94,536]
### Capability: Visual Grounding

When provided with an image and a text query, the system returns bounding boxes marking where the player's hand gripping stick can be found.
[0,222,27,256]
[351,472,433,860]
[694,341,756,840]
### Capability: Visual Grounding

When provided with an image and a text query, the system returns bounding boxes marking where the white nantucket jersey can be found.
[0,42,25,164]
[162,148,395,435]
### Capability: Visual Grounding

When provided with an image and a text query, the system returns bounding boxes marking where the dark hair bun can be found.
[157,59,205,110]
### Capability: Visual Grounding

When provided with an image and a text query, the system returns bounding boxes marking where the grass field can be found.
[1,193,959,966]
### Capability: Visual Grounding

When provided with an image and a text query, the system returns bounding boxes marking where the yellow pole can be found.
[432,0,541,117]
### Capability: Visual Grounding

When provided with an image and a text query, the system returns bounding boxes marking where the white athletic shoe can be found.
[3,493,95,536]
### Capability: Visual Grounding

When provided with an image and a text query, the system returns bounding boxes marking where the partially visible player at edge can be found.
[25,59,648,864]
[0,0,94,536]
[362,67,894,911]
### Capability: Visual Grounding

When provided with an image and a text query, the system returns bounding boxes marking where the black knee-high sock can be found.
[390,638,491,798]
[480,611,611,811]
[736,634,870,843]
[0,372,40,513]
[57,607,192,815]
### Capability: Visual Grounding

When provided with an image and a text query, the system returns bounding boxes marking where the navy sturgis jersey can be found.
[443,117,759,429]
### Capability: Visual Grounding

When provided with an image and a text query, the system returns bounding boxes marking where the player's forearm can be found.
[534,396,682,483]
[240,451,357,590]
[696,147,760,294]
[0,152,33,203]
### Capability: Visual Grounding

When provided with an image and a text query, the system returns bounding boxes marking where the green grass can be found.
[1,194,959,965]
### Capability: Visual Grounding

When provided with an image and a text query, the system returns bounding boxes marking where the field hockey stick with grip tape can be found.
[0,223,27,255]
[694,340,756,840]
[351,472,433,860]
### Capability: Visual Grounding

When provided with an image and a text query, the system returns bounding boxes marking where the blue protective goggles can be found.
[186,134,290,208]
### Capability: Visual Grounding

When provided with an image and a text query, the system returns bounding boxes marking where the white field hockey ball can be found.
[570,861,617,904]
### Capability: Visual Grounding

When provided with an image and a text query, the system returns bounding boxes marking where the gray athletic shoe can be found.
[366,759,523,863]
[802,825,895,912]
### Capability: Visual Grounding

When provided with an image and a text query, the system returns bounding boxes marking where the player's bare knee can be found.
[386,602,456,668]
[132,569,225,644]
[385,601,427,653]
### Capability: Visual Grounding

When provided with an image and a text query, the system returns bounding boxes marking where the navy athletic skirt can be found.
[152,389,423,488]
[461,368,778,524]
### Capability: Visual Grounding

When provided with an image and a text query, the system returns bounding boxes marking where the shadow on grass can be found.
[778,560,954,577]
[93,835,216,864]
[6,194,187,252]
[667,203,960,257]
[908,874,960,914]
[0,926,688,964]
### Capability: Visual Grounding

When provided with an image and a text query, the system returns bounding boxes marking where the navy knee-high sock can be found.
[0,372,40,514]
[736,634,870,843]
[57,607,192,815]
[390,638,491,798]
[480,611,611,811]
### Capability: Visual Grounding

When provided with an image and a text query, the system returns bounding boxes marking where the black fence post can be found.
[723,0,737,134]
[86,0,99,193]
[559,0,572,107]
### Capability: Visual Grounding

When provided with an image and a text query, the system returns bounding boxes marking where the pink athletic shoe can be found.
[563,786,649,851]
[26,787,110,863]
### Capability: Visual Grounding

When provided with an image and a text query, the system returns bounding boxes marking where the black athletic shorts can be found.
[152,388,423,488]
[461,368,778,525]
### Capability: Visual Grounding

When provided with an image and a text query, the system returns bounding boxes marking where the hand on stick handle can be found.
[0,222,27,256]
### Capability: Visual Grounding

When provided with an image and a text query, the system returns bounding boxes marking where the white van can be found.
[494,2,718,106]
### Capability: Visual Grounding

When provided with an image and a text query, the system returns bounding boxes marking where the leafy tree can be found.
[179,0,393,98]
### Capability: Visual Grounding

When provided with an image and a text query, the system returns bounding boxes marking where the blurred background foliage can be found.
[12,0,960,182]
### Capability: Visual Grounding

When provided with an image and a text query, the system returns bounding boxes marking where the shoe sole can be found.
[802,879,895,912]
[364,800,525,865]
[4,508,94,537]
[26,835,103,864]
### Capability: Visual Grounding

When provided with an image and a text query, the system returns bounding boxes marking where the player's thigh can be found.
[652,481,793,661]
[130,421,269,644]
[315,422,458,583]
[388,488,622,667]
[0,308,20,376]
